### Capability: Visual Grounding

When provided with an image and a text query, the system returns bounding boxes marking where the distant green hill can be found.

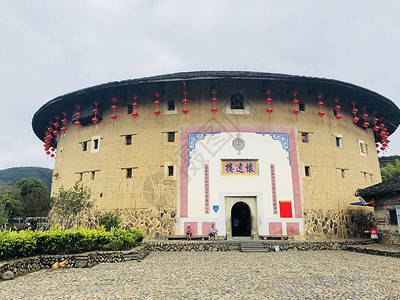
[379,155,400,168]
[0,167,52,190]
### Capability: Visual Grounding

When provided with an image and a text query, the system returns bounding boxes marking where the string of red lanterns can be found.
[317,93,325,123]
[61,112,68,137]
[266,90,273,120]
[74,105,82,131]
[292,91,300,121]
[361,106,369,132]
[111,97,118,126]
[182,90,189,121]
[351,101,359,128]
[132,94,139,124]
[211,89,218,119]
[334,98,342,126]
[154,92,161,123]
[43,90,394,159]
[92,101,99,129]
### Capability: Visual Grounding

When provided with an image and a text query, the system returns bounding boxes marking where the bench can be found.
[164,235,210,241]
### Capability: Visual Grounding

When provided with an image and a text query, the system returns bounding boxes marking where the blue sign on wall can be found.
[213,205,219,213]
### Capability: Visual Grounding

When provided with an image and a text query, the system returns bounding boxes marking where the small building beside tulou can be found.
[32,71,400,240]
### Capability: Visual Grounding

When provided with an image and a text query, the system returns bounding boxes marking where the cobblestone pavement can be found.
[1,250,400,299]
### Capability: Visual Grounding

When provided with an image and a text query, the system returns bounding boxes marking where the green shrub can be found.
[0,226,144,260]
[98,212,121,231]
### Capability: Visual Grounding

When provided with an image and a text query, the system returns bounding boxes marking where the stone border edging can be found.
[343,245,400,258]
[0,245,148,280]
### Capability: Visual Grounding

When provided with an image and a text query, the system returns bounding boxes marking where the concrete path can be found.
[1,250,400,299]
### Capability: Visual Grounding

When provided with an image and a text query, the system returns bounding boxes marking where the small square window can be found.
[93,139,99,150]
[231,94,244,109]
[82,141,87,151]
[168,166,174,176]
[299,102,305,111]
[127,105,133,114]
[167,100,175,111]
[168,132,175,143]
[336,137,343,148]
[126,168,132,178]
[305,166,310,177]
[341,169,346,178]
[91,171,95,180]
[79,173,83,181]
[389,210,398,225]
[334,109,339,116]
[125,135,132,145]
[302,132,309,143]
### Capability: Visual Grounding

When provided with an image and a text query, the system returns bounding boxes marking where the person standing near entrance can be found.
[208,223,218,240]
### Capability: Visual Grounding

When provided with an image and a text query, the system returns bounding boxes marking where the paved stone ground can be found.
[1,250,400,299]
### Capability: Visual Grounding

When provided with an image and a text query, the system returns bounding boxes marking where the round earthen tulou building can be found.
[32,71,400,239]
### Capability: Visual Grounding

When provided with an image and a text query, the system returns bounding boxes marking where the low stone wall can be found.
[343,245,400,258]
[303,208,376,239]
[144,239,366,252]
[381,234,400,245]
[0,245,148,280]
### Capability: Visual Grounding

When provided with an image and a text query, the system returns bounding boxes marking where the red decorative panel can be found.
[269,222,282,235]
[184,222,198,235]
[270,164,278,215]
[202,222,215,235]
[204,164,210,214]
[286,222,300,235]
[279,201,293,218]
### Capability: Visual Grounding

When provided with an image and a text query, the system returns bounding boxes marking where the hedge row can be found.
[0,227,144,260]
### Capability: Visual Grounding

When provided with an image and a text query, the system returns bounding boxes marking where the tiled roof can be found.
[356,178,400,197]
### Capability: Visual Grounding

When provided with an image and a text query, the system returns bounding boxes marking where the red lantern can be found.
[318,101,324,108]
[50,154,55,158]
[318,110,325,121]
[397,197,400,202]
[293,108,300,121]
[363,122,369,129]
[353,117,359,126]
[92,117,99,125]
[369,199,377,207]
[373,126,379,132]
[182,90,189,121]
[61,127,67,133]
[111,114,117,124]
[335,114,342,126]
[377,150,380,154]
[53,130,59,136]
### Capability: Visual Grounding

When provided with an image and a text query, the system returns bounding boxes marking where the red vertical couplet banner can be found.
[270,164,278,215]
[204,164,210,214]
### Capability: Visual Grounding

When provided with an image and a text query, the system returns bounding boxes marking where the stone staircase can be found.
[240,242,269,252]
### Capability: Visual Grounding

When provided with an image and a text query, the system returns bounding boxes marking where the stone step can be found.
[241,242,267,252]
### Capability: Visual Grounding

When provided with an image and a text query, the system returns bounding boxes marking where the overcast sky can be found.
[0,0,399,170]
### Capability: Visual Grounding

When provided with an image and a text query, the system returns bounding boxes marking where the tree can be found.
[15,178,51,217]
[98,212,121,231]
[0,192,23,222]
[51,182,94,227]
[380,159,400,181]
